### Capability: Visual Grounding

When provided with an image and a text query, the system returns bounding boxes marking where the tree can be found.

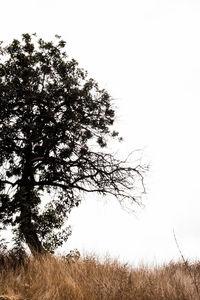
[0,33,146,255]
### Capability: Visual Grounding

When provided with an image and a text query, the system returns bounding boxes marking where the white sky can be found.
[1,0,200,265]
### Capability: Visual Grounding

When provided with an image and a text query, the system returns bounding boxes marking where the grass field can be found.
[0,250,200,300]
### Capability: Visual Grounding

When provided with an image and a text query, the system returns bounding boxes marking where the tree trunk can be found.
[17,143,46,256]
[18,186,46,255]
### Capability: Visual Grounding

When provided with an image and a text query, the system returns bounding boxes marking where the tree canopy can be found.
[0,33,146,255]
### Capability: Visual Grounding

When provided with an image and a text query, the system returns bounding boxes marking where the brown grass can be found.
[0,252,200,300]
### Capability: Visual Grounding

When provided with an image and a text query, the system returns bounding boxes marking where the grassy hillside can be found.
[0,251,200,300]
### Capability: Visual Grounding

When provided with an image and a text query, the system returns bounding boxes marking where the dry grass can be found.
[0,251,200,300]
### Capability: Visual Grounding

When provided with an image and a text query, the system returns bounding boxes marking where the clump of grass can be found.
[0,250,200,300]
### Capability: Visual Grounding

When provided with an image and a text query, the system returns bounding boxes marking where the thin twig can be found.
[173,229,200,299]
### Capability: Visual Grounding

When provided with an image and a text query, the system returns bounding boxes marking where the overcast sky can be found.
[1,0,200,265]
